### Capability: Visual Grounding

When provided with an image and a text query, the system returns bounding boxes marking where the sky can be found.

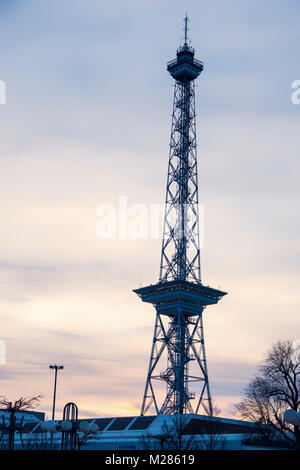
[0,0,299,419]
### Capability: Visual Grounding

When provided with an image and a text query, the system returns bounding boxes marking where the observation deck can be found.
[134,280,227,316]
[167,43,203,82]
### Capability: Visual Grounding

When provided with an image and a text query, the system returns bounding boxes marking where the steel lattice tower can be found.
[134,17,227,416]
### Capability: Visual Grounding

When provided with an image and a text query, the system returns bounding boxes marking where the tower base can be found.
[134,281,227,415]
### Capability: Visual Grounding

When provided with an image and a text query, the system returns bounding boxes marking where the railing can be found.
[167,57,203,69]
[177,44,195,54]
[167,58,179,68]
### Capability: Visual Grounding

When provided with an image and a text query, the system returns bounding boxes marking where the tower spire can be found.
[184,13,189,45]
[134,20,227,417]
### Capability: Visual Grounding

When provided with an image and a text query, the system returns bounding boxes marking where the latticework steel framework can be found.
[160,79,200,284]
[140,303,213,415]
[134,18,227,416]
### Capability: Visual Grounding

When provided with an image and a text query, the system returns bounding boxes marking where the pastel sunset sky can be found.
[0,0,299,419]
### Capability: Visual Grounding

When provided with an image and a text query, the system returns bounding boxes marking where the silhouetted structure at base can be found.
[6,413,291,450]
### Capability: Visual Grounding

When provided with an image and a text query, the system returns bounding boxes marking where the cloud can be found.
[0,0,299,418]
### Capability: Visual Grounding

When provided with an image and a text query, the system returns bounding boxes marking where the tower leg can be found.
[140,312,166,416]
[141,308,212,415]
[192,314,212,415]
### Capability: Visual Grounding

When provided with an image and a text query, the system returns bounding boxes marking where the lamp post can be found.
[41,402,99,450]
[283,409,300,449]
[49,364,64,420]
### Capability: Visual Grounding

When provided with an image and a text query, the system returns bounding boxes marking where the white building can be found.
[9,413,290,450]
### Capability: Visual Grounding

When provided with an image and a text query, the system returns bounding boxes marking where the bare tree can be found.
[163,414,196,450]
[77,430,99,450]
[198,403,226,450]
[139,428,170,450]
[235,340,300,449]
[24,432,59,450]
[139,415,196,450]
[0,395,43,450]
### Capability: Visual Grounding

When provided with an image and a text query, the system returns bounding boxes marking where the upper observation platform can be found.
[167,42,203,82]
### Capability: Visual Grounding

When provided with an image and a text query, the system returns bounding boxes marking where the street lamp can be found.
[283,409,300,449]
[41,418,99,450]
[49,365,64,420]
[41,402,99,450]
[283,409,300,425]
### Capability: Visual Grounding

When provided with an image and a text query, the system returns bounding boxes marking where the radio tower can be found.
[134,16,227,416]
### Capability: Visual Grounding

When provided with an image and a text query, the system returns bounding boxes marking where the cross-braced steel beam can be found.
[140,308,212,416]
[134,18,227,417]
[159,79,200,284]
